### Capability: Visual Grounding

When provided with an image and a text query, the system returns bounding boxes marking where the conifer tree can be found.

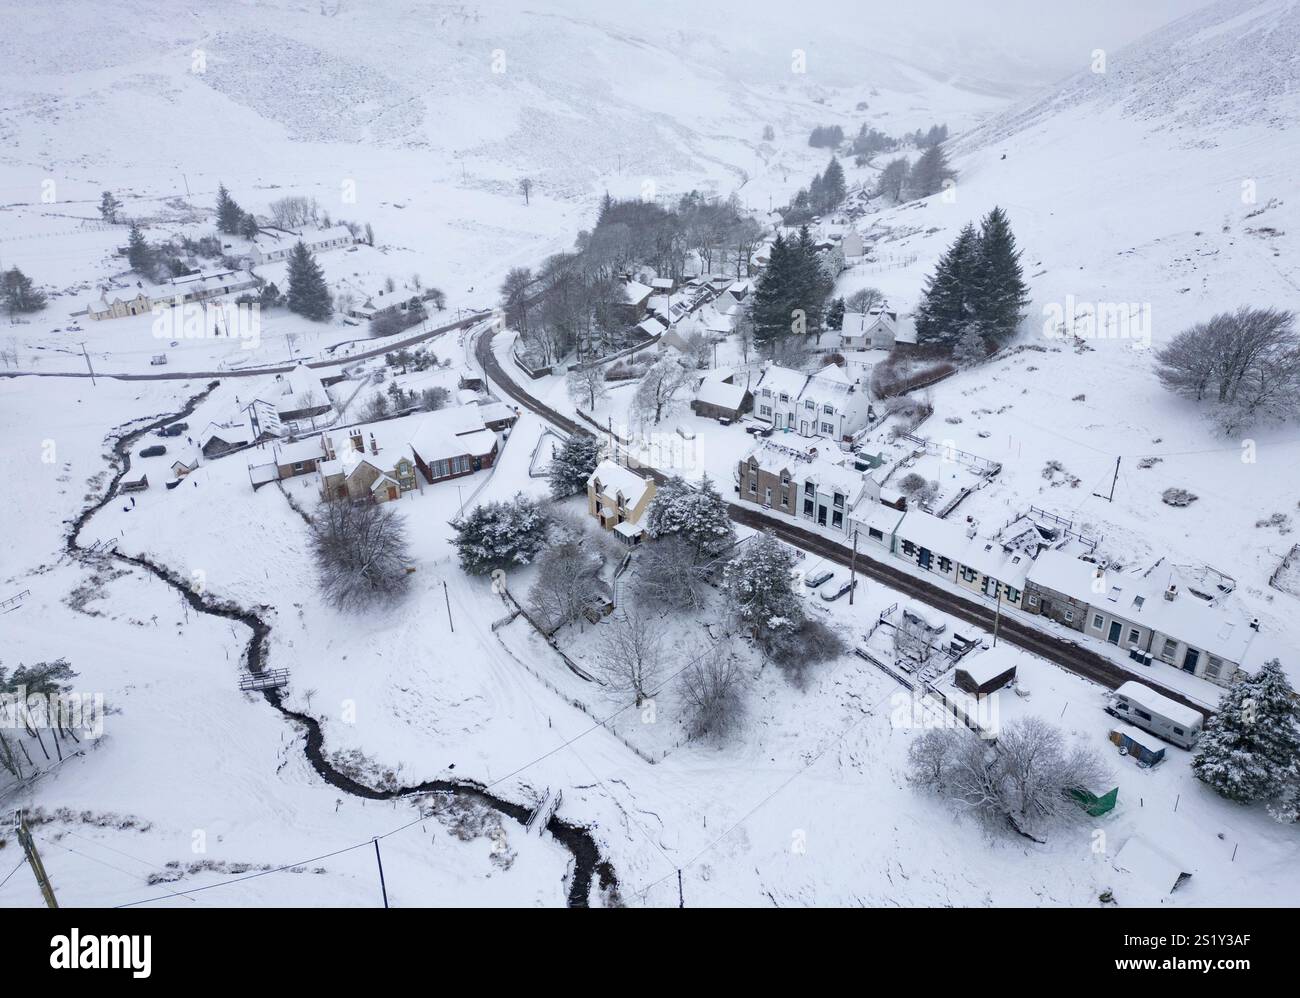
[1,267,47,314]
[548,433,603,499]
[1192,659,1300,804]
[914,223,979,349]
[215,183,244,235]
[126,222,153,273]
[821,156,846,210]
[98,191,123,224]
[750,233,796,351]
[285,241,333,321]
[722,532,803,640]
[973,205,1030,342]
[645,475,736,561]
[906,144,957,199]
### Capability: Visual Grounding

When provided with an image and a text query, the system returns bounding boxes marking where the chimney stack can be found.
[1164,583,1178,602]
[370,433,379,456]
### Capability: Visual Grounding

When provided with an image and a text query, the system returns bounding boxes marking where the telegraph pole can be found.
[14,811,59,908]
[1093,457,1120,503]
[78,341,97,386]
[372,838,390,908]
[443,580,454,633]
[848,528,859,605]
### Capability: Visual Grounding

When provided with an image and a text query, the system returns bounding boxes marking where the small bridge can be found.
[238,669,290,692]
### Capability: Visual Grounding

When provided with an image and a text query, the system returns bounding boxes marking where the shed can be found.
[121,474,149,493]
[953,647,1018,696]
[1113,837,1192,896]
[1110,723,1167,766]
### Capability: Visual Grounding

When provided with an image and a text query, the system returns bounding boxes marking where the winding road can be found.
[473,326,1215,720]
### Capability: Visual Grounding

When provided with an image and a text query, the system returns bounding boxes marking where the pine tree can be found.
[645,475,736,561]
[98,191,122,223]
[821,156,846,211]
[1,267,47,314]
[906,144,956,199]
[952,324,987,365]
[548,433,603,499]
[126,222,153,273]
[827,297,846,331]
[239,212,260,239]
[791,225,830,337]
[750,233,796,351]
[722,532,803,639]
[973,205,1030,342]
[914,223,979,349]
[285,241,334,321]
[215,183,244,235]
[452,494,549,575]
[1192,659,1300,803]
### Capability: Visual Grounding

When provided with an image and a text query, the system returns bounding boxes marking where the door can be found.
[1182,648,1200,674]
[387,486,398,502]
[1107,621,1122,645]
[801,421,809,435]
[918,549,932,570]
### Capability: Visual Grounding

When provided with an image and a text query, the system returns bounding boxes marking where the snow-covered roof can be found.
[623,280,653,305]
[1114,681,1203,730]
[849,502,907,536]
[588,459,653,507]
[694,376,747,411]
[273,437,324,465]
[614,520,645,538]
[407,406,496,463]
[957,645,1023,686]
[1113,837,1191,895]
[897,513,1033,588]
[744,440,871,504]
[1111,722,1165,756]
[755,364,808,399]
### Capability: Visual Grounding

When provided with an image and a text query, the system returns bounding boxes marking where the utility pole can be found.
[1093,456,1120,503]
[443,580,454,633]
[372,838,389,908]
[991,586,1003,648]
[677,868,684,908]
[78,341,97,386]
[848,528,859,605]
[14,811,59,908]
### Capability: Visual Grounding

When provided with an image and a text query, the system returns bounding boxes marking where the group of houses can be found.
[85,268,260,321]
[248,401,519,499]
[82,222,359,322]
[197,364,341,457]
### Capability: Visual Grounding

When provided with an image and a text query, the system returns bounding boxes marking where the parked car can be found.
[139,445,167,458]
[157,423,187,437]
[803,568,834,590]
[820,575,857,601]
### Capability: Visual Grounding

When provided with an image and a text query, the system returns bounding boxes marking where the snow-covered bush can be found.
[452,493,549,575]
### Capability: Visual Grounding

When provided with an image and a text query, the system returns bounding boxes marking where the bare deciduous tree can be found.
[594,609,664,706]
[527,542,606,634]
[633,355,690,425]
[907,718,1110,838]
[566,363,608,410]
[311,500,412,610]
[632,535,711,611]
[679,644,745,739]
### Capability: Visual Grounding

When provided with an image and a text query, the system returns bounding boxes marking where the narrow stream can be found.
[65,384,616,907]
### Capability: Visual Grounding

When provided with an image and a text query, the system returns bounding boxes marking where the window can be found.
[804,399,815,410]
[821,422,834,434]
[832,511,843,529]
[938,557,952,573]
[1136,709,1152,722]
[902,540,915,556]
[1173,726,1185,736]
[1205,656,1223,679]
[780,496,789,508]
[1128,629,1140,645]
[1007,588,1021,602]
[293,462,304,473]
[761,388,771,397]
[1092,614,1104,630]
[804,481,814,495]
[779,393,789,403]
[1064,609,1074,622]
[749,479,757,494]
[833,493,844,509]
[764,487,772,504]
[1161,638,1178,661]
[1028,594,1039,606]
[803,499,814,516]
[823,404,834,415]
[760,405,772,417]
[868,527,883,541]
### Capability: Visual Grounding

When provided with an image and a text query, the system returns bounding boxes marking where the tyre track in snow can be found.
[474,327,1213,721]
[65,383,617,907]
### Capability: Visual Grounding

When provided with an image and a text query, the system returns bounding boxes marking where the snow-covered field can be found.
[2,0,1298,910]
